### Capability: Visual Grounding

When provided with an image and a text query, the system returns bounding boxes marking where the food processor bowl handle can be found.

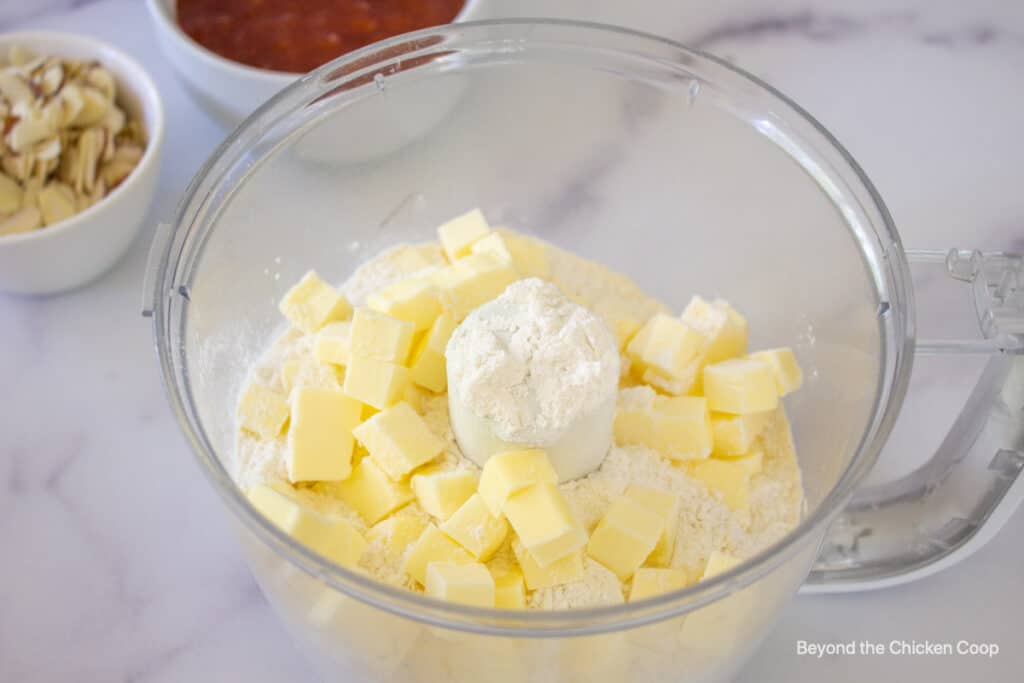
[804,249,1024,593]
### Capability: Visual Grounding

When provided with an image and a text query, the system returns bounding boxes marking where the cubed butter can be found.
[349,308,415,364]
[702,550,742,579]
[430,252,518,320]
[478,449,558,516]
[495,228,551,279]
[279,270,352,334]
[438,208,491,262]
[282,358,342,393]
[490,565,526,608]
[703,358,779,414]
[425,562,495,607]
[717,448,764,478]
[368,278,444,332]
[586,495,665,581]
[625,485,680,568]
[411,467,478,521]
[748,347,803,395]
[313,321,352,367]
[614,387,713,461]
[286,388,361,483]
[247,483,366,568]
[512,539,584,590]
[343,355,409,410]
[403,523,474,585]
[441,494,510,561]
[238,384,289,440]
[680,296,748,365]
[504,482,587,568]
[630,567,691,601]
[626,314,704,392]
[352,401,444,480]
[366,514,428,563]
[334,457,414,524]
[710,410,772,456]
[688,458,751,513]
[408,312,457,393]
[611,316,644,351]
[469,232,514,265]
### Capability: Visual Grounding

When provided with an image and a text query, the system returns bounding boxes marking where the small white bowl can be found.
[0,31,165,295]
[146,0,484,127]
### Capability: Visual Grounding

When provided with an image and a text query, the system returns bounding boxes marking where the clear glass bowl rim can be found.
[152,18,915,637]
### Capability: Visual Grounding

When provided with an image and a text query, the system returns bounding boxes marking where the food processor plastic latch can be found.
[804,249,1024,593]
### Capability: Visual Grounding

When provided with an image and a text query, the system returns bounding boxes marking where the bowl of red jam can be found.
[146,0,482,126]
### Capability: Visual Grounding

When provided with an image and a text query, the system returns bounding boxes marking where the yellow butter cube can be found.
[343,355,409,410]
[611,316,643,351]
[367,278,444,332]
[586,496,665,581]
[626,314,705,391]
[710,410,772,456]
[630,567,691,601]
[748,347,803,395]
[349,308,415,364]
[279,270,352,334]
[247,483,366,568]
[282,358,342,393]
[441,494,510,561]
[490,565,526,608]
[403,523,474,585]
[366,514,428,563]
[504,482,586,568]
[313,321,351,367]
[411,467,478,521]
[438,208,491,262]
[286,388,361,483]
[495,228,551,279]
[238,384,289,440]
[425,562,495,607]
[512,539,584,590]
[430,252,518,320]
[688,459,751,513]
[352,401,444,480]
[717,448,764,478]
[702,550,742,578]
[469,232,513,264]
[625,485,680,568]
[703,358,779,414]
[408,312,456,393]
[334,457,414,524]
[390,245,437,273]
[681,296,749,365]
[614,387,713,461]
[478,449,558,516]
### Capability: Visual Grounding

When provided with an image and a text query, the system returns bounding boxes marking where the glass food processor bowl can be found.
[144,20,1024,683]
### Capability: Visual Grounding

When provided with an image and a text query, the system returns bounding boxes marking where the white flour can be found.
[446,278,619,443]
[233,232,804,609]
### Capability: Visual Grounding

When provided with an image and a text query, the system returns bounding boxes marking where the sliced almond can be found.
[84,66,116,101]
[77,177,105,213]
[0,171,22,213]
[7,109,57,153]
[100,143,142,188]
[98,104,125,138]
[57,83,84,125]
[38,181,77,226]
[73,127,104,194]
[39,62,64,96]
[0,206,42,236]
[69,86,108,127]
[2,152,34,183]
[0,71,33,105]
[21,176,41,210]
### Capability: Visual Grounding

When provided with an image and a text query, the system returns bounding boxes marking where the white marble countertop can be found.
[1,0,1022,681]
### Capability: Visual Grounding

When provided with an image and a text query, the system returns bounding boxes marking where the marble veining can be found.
[0,0,1021,682]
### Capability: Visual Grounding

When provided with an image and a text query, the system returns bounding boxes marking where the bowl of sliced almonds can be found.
[0,32,164,294]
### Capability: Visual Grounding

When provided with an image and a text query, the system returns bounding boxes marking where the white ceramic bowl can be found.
[145,0,484,127]
[0,32,165,295]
